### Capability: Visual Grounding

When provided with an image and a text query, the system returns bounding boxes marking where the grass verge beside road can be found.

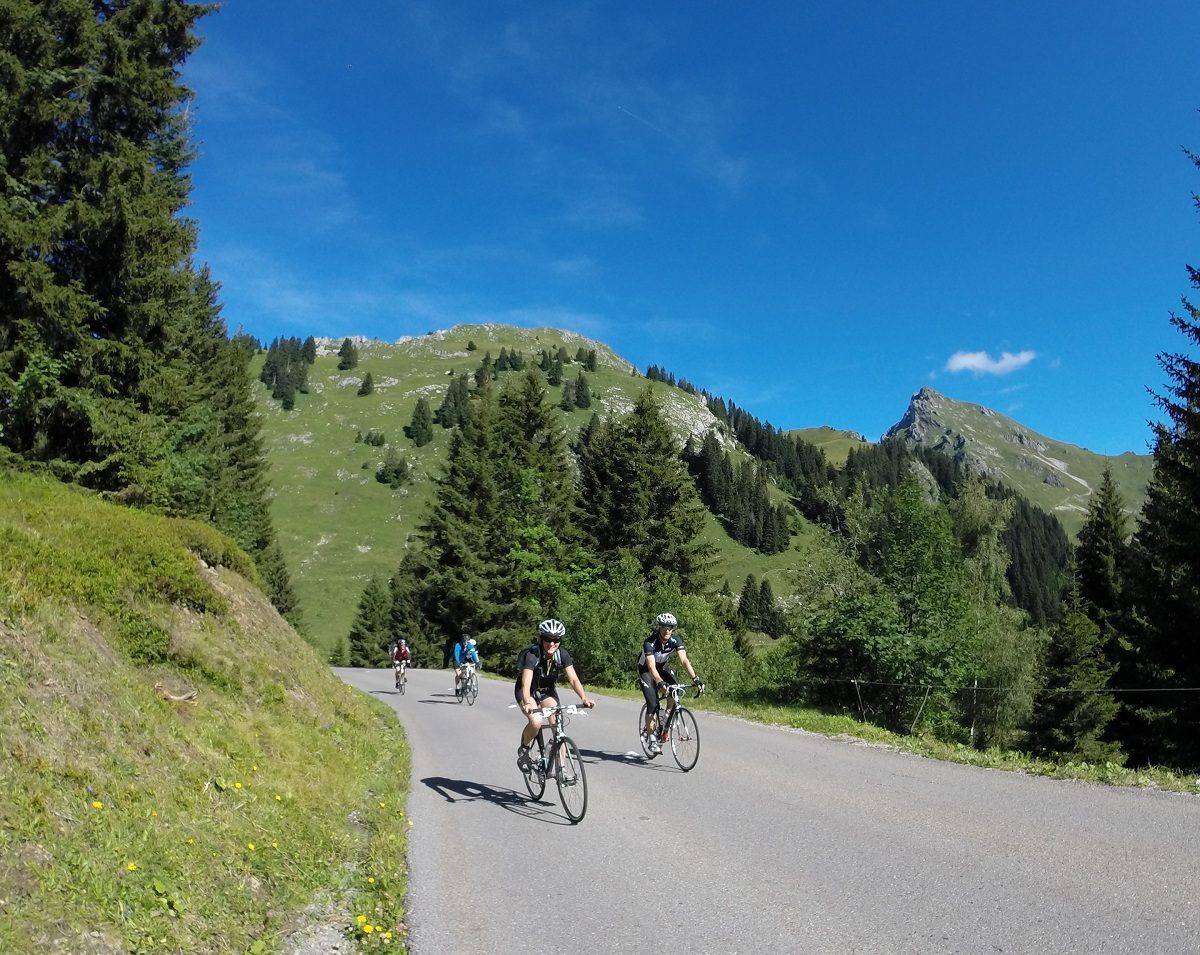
[0,471,411,954]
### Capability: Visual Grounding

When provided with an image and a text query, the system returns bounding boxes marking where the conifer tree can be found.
[357,372,374,396]
[375,448,410,488]
[560,383,575,411]
[347,575,393,666]
[1122,143,1200,768]
[435,374,471,429]
[1027,587,1121,763]
[577,390,714,590]
[337,338,358,370]
[0,1,300,624]
[738,575,762,630]
[301,336,318,364]
[758,577,783,636]
[474,352,495,387]
[573,374,592,409]
[405,397,434,446]
[1077,468,1130,617]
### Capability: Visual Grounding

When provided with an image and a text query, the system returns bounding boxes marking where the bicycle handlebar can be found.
[659,681,702,700]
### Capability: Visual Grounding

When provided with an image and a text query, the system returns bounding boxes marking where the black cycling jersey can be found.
[637,631,685,672]
[514,643,574,701]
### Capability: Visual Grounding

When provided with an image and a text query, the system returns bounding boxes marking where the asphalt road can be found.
[336,666,1200,955]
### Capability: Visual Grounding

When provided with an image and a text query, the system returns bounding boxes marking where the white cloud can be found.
[945,350,1037,376]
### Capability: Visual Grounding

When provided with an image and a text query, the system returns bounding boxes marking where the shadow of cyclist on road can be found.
[420,776,579,825]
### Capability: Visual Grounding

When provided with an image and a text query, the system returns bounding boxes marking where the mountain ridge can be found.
[253,324,1152,645]
[881,385,1152,533]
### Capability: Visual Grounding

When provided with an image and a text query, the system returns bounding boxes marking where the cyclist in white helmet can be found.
[453,633,480,694]
[637,611,703,755]
[515,619,594,770]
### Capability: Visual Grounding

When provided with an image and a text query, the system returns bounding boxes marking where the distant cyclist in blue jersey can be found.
[453,633,480,695]
[638,612,703,755]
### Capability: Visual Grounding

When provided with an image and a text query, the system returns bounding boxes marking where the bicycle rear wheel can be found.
[553,736,588,823]
[669,707,700,772]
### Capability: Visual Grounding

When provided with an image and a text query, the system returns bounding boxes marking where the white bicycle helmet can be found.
[654,612,678,628]
[538,618,566,639]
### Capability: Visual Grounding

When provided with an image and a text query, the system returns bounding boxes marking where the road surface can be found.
[336,666,1199,955]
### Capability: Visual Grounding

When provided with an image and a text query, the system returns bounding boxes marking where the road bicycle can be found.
[515,703,590,823]
[393,662,408,694]
[638,681,701,771]
[455,662,479,705]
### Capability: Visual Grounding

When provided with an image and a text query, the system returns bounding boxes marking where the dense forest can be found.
[2,4,1198,772]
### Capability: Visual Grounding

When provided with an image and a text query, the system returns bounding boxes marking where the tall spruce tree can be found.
[1027,586,1121,763]
[347,575,393,666]
[0,1,299,623]
[577,390,714,591]
[1123,143,1200,768]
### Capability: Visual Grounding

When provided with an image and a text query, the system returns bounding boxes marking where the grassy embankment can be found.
[0,469,410,954]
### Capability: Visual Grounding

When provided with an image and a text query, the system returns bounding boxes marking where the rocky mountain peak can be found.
[883,386,947,444]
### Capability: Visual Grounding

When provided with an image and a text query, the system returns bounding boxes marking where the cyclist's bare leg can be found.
[520,694,558,749]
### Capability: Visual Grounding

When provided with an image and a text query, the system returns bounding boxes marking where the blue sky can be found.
[183,2,1198,455]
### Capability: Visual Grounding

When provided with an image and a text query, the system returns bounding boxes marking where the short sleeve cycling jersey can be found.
[514,643,574,696]
[637,632,685,672]
[454,643,478,665]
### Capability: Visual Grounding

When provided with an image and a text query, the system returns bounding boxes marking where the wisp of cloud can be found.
[945,350,1037,375]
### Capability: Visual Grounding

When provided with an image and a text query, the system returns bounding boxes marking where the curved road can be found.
[337,666,1198,955]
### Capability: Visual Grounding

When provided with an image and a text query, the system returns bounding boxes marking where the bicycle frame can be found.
[518,703,589,822]
[654,681,700,731]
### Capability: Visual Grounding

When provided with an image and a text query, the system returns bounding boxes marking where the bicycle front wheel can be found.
[523,747,546,800]
[670,707,700,772]
[398,673,406,695]
[466,674,478,705]
[553,736,588,822]
[637,703,656,757]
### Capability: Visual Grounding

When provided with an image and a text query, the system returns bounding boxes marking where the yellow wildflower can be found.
[367,877,375,884]
[91,801,103,810]
[126,863,137,872]
[246,842,255,851]
[234,782,243,790]
[357,915,367,924]
[363,925,373,935]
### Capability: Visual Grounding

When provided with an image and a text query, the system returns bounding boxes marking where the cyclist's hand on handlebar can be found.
[694,679,706,695]
[581,698,595,709]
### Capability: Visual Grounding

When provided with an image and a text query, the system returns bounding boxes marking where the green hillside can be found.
[788,426,871,467]
[884,387,1153,536]
[0,470,410,953]
[256,324,783,653]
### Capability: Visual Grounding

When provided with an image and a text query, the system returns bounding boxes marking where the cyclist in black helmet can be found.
[638,612,703,755]
[515,619,594,770]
